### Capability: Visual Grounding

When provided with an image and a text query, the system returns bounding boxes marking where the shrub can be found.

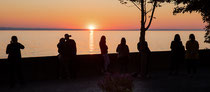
[98,73,134,92]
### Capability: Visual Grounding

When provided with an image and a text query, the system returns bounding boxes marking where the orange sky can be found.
[0,0,206,29]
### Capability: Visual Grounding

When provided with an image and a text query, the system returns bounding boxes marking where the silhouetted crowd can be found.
[169,34,199,77]
[6,33,200,88]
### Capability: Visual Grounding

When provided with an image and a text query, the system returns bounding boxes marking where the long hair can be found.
[174,34,181,42]
[121,37,126,45]
[100,35,106,44]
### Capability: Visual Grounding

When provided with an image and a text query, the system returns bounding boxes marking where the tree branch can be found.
[145,0,157,31]
[144,1,147,23]
[131,1,141,11]
[146,8,153,14]
[141,0,145,30]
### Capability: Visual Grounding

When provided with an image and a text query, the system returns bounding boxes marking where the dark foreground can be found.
[0,50,210,92]
[0,68,210,92]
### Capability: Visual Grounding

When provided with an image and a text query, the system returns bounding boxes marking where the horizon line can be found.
[0,27,205,31]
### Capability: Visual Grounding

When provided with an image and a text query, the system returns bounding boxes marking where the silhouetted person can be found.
[99,35,110,72]
[58,38,66,56]
[169,34,185,75]
[137,38,151,78]
[57,38,70,79]
[6,36,25,87]
[186,34,199,77]
[116,38,129,73]
[64,34,77,78]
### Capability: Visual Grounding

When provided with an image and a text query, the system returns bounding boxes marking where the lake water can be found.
[0,30,209,59]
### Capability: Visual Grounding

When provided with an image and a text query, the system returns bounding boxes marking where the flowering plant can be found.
[98,73,134,92]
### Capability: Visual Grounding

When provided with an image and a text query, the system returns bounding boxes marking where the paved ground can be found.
[0,68,210,92]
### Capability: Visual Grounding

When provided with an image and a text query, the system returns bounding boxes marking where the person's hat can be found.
[65,34,71,37]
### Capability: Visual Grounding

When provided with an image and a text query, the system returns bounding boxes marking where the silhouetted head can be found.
[121,37,126,45]
[59,38,65,43]
[11,36,18,43]
[64,34,71,40]
[189,34,195,41]
[174,34,181,42]
[100,35,106,43]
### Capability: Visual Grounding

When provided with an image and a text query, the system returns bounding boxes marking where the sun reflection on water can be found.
[89,30,94,54]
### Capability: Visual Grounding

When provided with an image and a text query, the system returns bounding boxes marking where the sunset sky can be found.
[0,0,206,29]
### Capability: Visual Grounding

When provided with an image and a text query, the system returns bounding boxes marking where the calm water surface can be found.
[0,30,209,59]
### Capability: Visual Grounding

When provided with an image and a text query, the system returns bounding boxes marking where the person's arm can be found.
[170,41,174,50]
[127,45,130,53]
[99,42,101,50]
[57,44,61,54]
[106,44,108,51]
[186,41,189,51]
[73,40,77,55]
[19,43,25,49]
[57,43,60,48]
[196,41,199,50]
[75,42,77,55]
[137,42,140,52]
[180,42,185,51]
[116,45,120,53]
[126,45,130,56]
[6,44,10,54]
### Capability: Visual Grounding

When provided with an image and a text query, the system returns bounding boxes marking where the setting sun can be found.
[88,25,96,30]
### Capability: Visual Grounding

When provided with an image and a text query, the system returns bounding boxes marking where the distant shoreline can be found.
[0,28,205,31]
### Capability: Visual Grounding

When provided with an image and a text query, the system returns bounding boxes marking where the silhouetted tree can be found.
[118,0,169,50]
[172,0,210,43]
[118,0,169,77]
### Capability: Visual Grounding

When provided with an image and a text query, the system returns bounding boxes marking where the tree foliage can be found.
[172,0,210,43]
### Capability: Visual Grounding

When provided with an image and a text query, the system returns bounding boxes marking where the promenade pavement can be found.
[0,68,210,92]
